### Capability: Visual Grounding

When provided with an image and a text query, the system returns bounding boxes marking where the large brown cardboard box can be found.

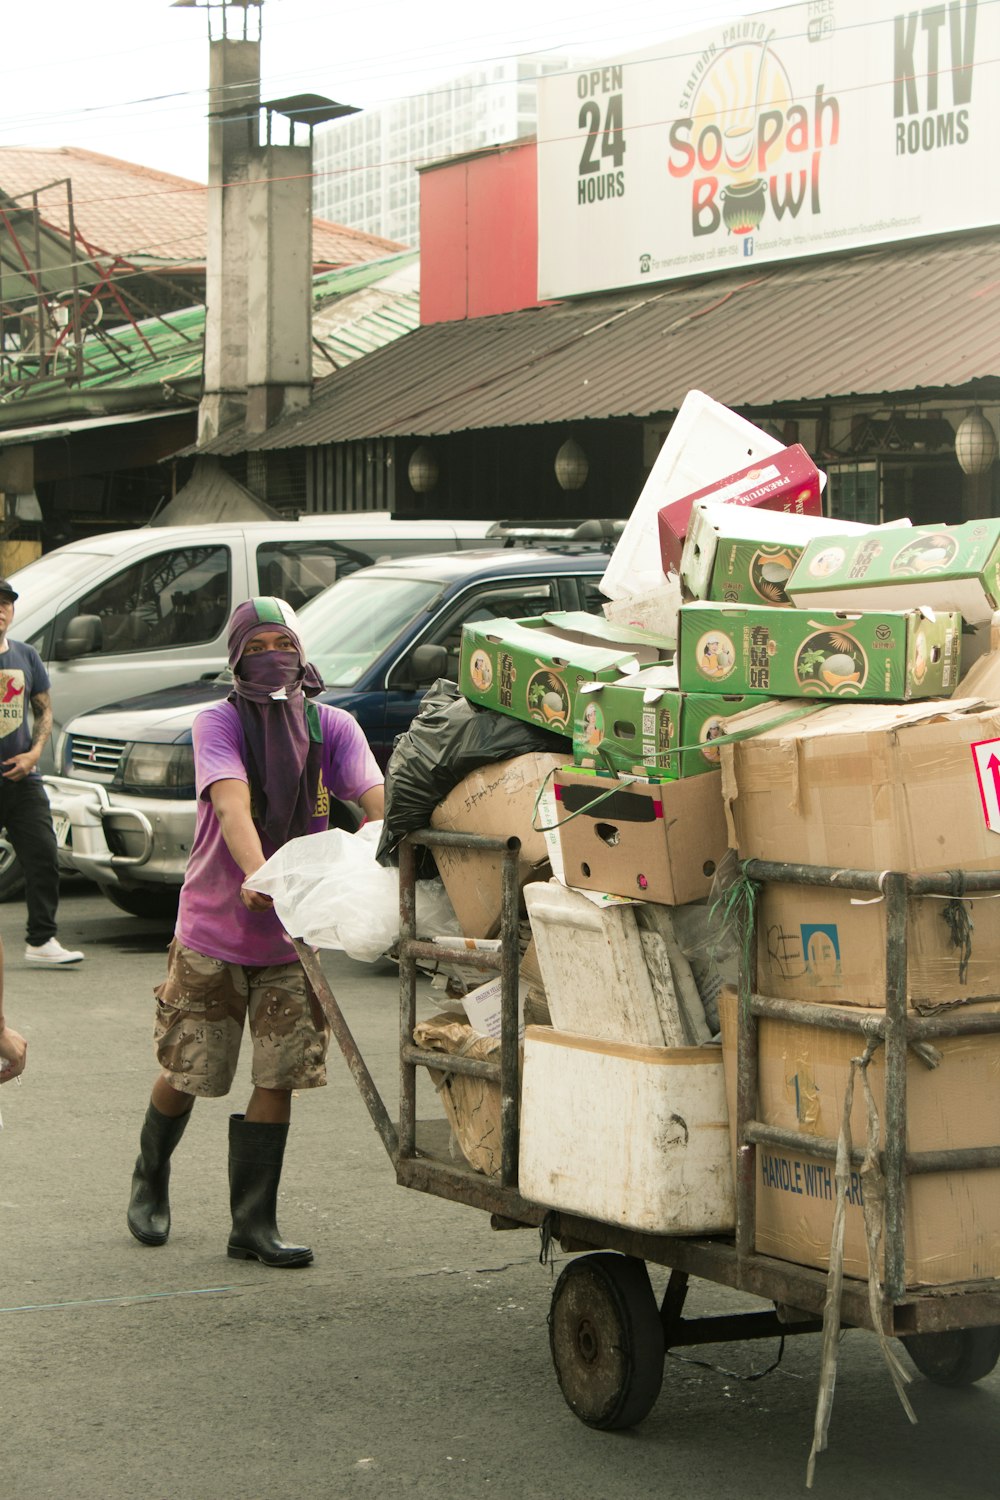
[430,753,565,937]
[756,882,1000,1009]
[718,989,1000,1286]
[553,766,728,905]
[720,697,1000,873]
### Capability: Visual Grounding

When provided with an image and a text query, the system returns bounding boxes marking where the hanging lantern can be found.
[554,438,589,492]
[954,409,998,476]
[407,445,439,493]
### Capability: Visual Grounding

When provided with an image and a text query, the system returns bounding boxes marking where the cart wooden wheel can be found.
[901,1327,1000,1387]
[548,1252,665,1430]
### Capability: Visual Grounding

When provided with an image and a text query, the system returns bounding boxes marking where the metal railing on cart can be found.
[291,829,1000,1440]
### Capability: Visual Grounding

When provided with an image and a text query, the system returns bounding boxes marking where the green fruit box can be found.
[786,520,1000,625]
[459,613,674,735]
[572,664,770,779]
[677,603,962,701]
[680,503,887,605]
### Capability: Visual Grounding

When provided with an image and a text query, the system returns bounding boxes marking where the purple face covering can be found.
[226,598,325,846]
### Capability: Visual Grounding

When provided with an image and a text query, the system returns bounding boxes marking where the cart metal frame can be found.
[294,829,1000,1359]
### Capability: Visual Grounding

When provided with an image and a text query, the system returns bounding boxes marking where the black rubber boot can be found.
[226,1114,313,1268]
[127,1102,192,1246]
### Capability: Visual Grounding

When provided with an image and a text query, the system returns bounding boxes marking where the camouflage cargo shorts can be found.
[153,940,329,1097]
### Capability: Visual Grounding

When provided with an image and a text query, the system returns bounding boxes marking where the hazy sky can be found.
[0,0,771,182]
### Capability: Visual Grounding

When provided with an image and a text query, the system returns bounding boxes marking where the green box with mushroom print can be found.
[459,614,674,736]
[677,602,962,702]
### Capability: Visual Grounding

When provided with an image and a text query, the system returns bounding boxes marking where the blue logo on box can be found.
[801,923,841,979]
[743,237,755,257]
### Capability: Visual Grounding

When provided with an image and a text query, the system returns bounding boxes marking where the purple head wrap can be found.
[226,597,325,846]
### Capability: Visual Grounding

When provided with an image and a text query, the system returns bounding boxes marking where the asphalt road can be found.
[1,883,998,1500]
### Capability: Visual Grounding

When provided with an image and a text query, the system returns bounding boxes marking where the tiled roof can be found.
[0,146,405,273]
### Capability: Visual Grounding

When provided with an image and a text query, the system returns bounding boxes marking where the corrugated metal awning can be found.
[206,230,1000,453]
[0,409,185,449]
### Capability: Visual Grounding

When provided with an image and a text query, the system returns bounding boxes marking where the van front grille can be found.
[69,736,126,778]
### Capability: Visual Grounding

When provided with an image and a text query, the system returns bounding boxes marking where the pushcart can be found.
[294,828,1000,1435]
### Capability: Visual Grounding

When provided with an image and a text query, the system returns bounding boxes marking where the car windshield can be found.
[296,572,443,686]
[9,548,119,613]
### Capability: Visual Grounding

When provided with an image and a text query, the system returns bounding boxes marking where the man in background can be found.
[0,577,83,967]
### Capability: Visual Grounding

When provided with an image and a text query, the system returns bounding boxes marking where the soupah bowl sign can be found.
[536,0,995,299]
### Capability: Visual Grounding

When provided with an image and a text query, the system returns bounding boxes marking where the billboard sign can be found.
[536,0,998,298]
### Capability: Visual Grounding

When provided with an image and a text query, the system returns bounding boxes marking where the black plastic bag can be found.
[376,679,569,866]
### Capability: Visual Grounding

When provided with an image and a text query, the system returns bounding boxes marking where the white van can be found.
[6,514,494,774]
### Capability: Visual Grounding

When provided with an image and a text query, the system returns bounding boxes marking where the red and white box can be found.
[657,444,824,577]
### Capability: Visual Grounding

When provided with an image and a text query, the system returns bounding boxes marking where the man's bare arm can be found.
[29,690,53,753]
[2,690,53,780]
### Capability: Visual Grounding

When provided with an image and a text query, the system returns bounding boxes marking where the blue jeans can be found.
[0,775,59,946]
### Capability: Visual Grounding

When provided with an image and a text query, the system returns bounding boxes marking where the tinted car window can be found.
[424,580,561,679]
[76,546,231,654]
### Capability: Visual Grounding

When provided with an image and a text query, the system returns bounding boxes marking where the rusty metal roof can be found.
[216,230,999,453]
[0,146,406,274]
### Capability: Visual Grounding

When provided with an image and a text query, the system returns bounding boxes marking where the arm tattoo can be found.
[29,690,53,750]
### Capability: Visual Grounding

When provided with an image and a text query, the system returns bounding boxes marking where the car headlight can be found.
[118,743,195,792]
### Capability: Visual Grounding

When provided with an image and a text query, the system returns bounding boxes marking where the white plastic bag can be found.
[245,822,461,963]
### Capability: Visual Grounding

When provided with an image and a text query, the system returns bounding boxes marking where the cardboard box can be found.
[720,696,1000,873]
[718,989,1000,1285]
[553,765,728,905]
[678,602,961,701]
[680,504,882,605]
[412,1015,505,1177]
[658,443,824,577]
[787,520,1000,625]
[573,664,765,779]
[430,752,565,937]
[459,613,673,736]
[756,881,1000,1009]
[519,1026,735,1235]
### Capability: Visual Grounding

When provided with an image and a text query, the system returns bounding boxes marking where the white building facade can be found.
[312,56,574,246]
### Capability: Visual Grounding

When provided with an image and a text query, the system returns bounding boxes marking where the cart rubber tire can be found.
[548,1253,664,1430]
[902,1327,1000,1387]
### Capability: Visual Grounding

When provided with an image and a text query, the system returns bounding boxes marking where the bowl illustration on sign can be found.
[750,547,797,603]
[794,629,867,694]
[694,630,737,683]
[720,179,767,234]
[469,648,494,692]
[527,669,570,728]
[890,532,958,575]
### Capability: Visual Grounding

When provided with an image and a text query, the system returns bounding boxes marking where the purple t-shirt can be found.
[176,700,383,967]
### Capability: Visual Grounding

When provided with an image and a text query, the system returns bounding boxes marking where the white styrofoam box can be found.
[519,1027,735,1234]
[524,880,684,1046]
[600,391,784,602]
[602,578,683,642]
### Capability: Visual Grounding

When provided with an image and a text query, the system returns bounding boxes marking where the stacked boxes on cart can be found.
[422,390,1000,1284]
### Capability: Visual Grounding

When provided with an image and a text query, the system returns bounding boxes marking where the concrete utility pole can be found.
[190,0,262,445]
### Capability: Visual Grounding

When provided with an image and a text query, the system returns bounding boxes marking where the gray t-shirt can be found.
[0,640,50,772]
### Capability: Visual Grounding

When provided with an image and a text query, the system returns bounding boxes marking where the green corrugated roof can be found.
[0,249,419,420]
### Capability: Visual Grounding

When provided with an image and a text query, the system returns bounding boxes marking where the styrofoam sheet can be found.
[600,390,784,602]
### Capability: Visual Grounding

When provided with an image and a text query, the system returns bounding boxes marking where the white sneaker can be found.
[25,939,84,966]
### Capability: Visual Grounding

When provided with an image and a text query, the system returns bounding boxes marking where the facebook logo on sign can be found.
[742,237,755,257]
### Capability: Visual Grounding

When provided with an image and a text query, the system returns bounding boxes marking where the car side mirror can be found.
[407,643,449,686]
[55,614,103,660]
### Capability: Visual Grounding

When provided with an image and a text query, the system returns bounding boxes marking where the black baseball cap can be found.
[0,578,18,602]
